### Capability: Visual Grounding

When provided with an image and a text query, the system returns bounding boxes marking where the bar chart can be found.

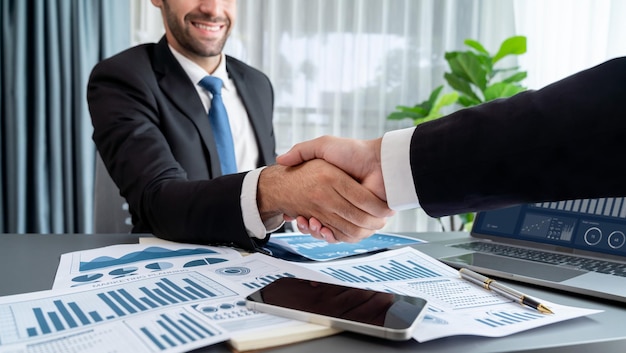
[533,197,626,219]
[241,272,297,289]
[1,306,227,353]
[0,271,237,346]
[317,257,442,283]
[125,307,222,351]
[475,310,544,328]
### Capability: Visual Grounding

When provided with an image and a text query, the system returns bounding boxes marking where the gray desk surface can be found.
[1,232,625,353]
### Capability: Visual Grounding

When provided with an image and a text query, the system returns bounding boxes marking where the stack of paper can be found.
[0,238,601,353]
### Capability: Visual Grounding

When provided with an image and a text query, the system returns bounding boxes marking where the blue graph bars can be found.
[138,312,217,351]
[241,272,296,289]
[32,308,51,335]
[320,259,441,283]
[476,311,543,328]
[22,273,224,338]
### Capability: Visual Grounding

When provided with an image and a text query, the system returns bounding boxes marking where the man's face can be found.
[153,0,236,59]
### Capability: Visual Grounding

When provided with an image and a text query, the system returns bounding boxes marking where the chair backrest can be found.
[94,153,133,233]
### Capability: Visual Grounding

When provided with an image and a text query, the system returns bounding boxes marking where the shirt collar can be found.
[168,45,232,92]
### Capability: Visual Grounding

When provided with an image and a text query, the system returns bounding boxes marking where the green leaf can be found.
[476,54,494,76]
[431,91,459,113]
[493,66,521,74]
[415,92,458,125]
[460,212,476,230]
[444,72,481,103]
[458,95,481,107]
[464,39,489,55]
[391,88,459,126]
[393,105,427,116]
[418,112,444,124]
[458,212,475,224]
[411,106,429,115]
[387,111,420,121]
[426,85,445,110]
[444,52,467,80]
[492,36,527,64]
[484,82,526,101]
[446,51,489,91]
[501,71,527,84]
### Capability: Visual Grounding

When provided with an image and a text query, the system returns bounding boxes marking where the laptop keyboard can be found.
[451,242,626,277]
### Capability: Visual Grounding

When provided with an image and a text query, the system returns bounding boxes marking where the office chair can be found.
[93,153,133,233]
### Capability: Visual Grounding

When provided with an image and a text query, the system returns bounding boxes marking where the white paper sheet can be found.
[299,246,603,342]
[2,242,602,352]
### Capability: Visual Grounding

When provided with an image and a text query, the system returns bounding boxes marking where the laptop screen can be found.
[472,198,626,258]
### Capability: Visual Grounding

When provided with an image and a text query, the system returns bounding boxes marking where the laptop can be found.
[415,197,626,303]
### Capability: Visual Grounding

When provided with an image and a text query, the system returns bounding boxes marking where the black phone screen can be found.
[246,277,427,329]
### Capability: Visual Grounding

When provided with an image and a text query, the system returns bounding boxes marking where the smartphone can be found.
[245,277,428,341]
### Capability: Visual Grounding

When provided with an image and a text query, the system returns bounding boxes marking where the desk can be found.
[1,233,625,353]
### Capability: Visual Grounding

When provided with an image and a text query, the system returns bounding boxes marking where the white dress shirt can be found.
[170,47,281,239]
[381,127,421,210]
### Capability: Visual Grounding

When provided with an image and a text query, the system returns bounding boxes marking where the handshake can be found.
[258,135,400,244]
[257,57,626,245]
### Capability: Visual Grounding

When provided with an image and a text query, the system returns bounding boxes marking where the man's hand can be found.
[258,159,392,243]
[276,136,386,200]
[276,136,389,241]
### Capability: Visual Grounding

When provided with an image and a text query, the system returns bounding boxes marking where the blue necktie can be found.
[199,76,237,175]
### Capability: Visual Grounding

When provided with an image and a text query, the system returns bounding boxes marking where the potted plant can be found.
[388,35,527,230]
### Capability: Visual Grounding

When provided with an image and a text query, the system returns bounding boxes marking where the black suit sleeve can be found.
[410,57,626,217]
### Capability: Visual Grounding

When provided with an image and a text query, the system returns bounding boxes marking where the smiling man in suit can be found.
[87,0,392,250]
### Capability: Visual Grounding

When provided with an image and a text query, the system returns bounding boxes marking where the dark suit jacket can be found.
[88,38,275,250]
[411,57,626,218]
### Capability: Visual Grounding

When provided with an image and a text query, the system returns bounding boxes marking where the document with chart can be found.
[0,243,602,352]
[0,245,337,353]
[51,242,340,349]
[300,246,602,342]
[264,231,425,261]
[0,270,231,353]
[52,242,244,289]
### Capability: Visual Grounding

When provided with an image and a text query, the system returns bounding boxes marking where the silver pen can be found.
[459,268,554,314]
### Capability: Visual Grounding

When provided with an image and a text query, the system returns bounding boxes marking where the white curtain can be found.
[514,0,626,89]
[128,0,626,233]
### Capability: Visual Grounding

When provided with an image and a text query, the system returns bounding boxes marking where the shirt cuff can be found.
[241,167,285,239]
[381,127,420,210]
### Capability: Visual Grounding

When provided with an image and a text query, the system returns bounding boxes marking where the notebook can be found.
[415,197,626,303]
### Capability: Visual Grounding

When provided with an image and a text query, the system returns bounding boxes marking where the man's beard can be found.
[164,8,230,57]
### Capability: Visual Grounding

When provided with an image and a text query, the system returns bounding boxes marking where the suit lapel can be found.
[226,57,275,166]
[152,38,222,176]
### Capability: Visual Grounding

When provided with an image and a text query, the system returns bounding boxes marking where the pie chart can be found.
[183,257,228,267]
[145,262,174,270]
[72,273,104,283]
[109,266,138,276]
